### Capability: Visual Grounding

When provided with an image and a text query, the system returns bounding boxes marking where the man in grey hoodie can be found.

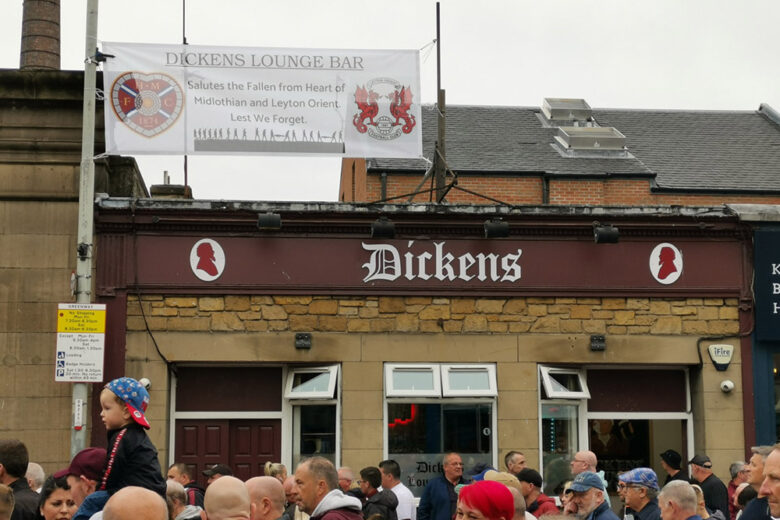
[294,458,363,520]
[168,481,204,520]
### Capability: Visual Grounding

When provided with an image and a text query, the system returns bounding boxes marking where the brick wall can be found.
[361,174,780,206]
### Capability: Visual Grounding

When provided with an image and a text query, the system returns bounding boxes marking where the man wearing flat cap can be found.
[566,471,619,520]
[204,465,234,487]
[689,455,728,520]
[619,468,661,520]
[660,451,687,486]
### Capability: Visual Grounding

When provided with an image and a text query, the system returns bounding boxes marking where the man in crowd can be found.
[0,440,37,520]
[359,467,397,520]
[660,451,687,485]
[53,447,107,508]
[758,446,780,519]
[337,468,363,502]
[293,457,362,520]
[379,460,415,520]
[24,464,43,494]
[618,468,661,520]
[571,451,610,507]
[283,476,309,520]
[566,472,619,520]
[657,481,699,520]
[168,463,206,508]
[167,481,203,520]
[516,469,557,518]
[727,462,748,520]
[204,476,251,520]
[747,447,774,493]
[204,465,234,487]
[689,455,729,520]
[740,446,774,520]
[246,476,286,520]
[103,486,168,520]
[505,452,527,477]
[418,453,469,520]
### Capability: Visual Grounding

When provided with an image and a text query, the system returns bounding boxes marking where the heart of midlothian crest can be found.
[110,72,184,137]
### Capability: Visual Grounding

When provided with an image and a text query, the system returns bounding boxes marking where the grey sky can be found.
[2,0,778,201]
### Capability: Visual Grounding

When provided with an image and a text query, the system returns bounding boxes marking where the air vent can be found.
[555,126,626,150]
[542,98,592,123]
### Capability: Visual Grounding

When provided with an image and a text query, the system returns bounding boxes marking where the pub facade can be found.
[93,198,751,498]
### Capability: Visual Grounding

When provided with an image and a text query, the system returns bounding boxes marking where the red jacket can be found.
[528,493,559,518]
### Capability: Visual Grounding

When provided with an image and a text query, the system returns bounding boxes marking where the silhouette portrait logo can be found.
[649,243,683,285]
[189,239,225,282]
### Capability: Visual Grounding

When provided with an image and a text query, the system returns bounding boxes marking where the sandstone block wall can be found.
[125,294,744,477]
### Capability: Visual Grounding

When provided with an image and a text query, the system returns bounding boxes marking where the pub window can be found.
[539,366,590,399]
[441,364,497,397]
[385,363,495,498]
[284,365,339,399]
[285,365,339,467]
[385,364,441,397]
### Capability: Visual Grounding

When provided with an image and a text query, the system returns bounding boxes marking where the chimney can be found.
[20,0,61,70]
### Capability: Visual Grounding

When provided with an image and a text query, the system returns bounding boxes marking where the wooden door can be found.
[175,419,281,486]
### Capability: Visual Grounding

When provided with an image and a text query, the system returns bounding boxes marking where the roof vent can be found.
[553,127,631,158]
[542,98,592,124]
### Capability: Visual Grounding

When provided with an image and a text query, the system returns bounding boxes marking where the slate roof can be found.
[369,104,780,192]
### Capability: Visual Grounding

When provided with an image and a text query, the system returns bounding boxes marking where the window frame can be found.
[284,365,339,400]
[441,364,497,397]
[385,363,442,397]
[539,365,591,399]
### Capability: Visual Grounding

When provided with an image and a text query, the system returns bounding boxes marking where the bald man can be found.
[103,486,168,520]
[246,477,286,520]
[571,451,610,507]
[205,476,251,520]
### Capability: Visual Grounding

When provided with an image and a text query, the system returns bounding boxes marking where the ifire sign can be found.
[55,303,106,382]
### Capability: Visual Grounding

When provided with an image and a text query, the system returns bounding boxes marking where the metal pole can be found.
[72,0,99,456]
[183,0,188,186]
[434,2,446,202]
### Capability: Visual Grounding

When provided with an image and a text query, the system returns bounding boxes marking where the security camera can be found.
[720,380,735,393]
[139,377,151,391]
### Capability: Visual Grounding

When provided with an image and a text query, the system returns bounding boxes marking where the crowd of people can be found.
[1,378,780,520]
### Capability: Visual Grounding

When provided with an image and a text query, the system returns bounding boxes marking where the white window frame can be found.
[539,365,590,399]
[284,365,339,399]
[385,363,442,397]
[283,364,342,468]
[441,364,497,397]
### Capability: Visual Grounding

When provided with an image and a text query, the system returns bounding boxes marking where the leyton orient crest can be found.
[353,77,416,141]
[111,71,184,137]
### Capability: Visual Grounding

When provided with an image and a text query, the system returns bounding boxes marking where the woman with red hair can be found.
[457,480,515,520]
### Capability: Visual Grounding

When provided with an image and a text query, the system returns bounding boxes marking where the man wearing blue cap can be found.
[619,468,661,520]
[566,471,620,520]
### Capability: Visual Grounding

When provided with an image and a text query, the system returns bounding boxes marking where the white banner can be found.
[102,42,422,158]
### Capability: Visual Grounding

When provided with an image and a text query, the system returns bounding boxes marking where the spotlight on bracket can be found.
[371,217,395,239]
[257,213,282,230]
[593,221,619,244]
[484,218,510,238]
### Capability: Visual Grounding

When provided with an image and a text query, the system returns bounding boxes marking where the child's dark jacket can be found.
[101,422,166,496]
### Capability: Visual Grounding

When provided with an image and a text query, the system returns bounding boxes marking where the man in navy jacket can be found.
[417,453,469,520]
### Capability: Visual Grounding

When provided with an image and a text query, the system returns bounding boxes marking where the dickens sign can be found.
[127,236,744,296]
